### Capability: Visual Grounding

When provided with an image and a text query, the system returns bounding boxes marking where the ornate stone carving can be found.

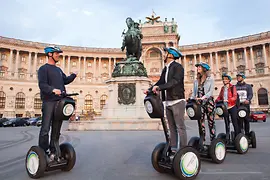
[118,83,136,105]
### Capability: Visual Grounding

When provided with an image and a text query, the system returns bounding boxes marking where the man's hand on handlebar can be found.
[152,86,159,93]
[53,89,62,96]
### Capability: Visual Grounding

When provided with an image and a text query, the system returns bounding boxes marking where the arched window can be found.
[34,93,42,109]
[100,94,108,110]
[15,92,25,109]
[258,88,269,105]
[0,91,6,108]
[84,94,93,111]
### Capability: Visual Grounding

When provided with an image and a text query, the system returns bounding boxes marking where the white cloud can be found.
[82,10,93,16]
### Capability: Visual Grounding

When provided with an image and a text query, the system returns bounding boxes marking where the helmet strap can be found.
[47,52,57,63]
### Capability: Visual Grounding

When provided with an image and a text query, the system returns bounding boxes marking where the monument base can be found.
[67,119,164,131]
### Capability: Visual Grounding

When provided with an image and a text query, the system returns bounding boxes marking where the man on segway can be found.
[215,73,240,141]
[38,46,77,161]
[144,47,186,153]
[235,72,253,135]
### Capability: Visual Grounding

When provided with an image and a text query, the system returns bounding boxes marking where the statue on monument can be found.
[121,17,143,61]
[112,17,147,78]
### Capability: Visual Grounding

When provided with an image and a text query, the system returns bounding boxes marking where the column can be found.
[232,50,237,75]
[27,52,32,79]
[14,50,19,78]
[263,44,268,73]
[67,56,70,74]
[8,49,13,76]
[226,50,230,74]
[215,52,220,78]
[193,55,197,71]
[184,56,187,77]
[98,57,101,78]
[250,47,255,74]
[34,52,38,79]
[93,57,97,81]
[62,56,65,71]
[199,54,202,63]
[244,48,249,76]
[83,57,86,82]
[210,53,213,74]
[46,56,48,63]
[78,57,81,82]
[109,58,112,77]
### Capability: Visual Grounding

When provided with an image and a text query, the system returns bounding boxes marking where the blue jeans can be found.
[39,101,62,153]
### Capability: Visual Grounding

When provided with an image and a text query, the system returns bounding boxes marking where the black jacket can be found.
[235,81,253,104]
[149,61,185,101]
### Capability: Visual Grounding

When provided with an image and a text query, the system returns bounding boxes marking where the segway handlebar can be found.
[60,92,79,97]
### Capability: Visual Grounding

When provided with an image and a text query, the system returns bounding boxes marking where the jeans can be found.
[39,101,63,153]
[165,100,187,149]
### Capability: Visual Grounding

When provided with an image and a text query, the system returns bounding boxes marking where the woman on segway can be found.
[215,73,240,141]
[190,62,216,143]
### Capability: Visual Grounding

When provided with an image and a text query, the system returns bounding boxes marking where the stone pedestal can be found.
[68,60,164,131]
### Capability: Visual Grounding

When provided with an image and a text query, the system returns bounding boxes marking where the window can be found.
[1,54,6,60]
[258,88,268,105]
[72,61,76,66]
[39,59,43,64]
[34,93,42,109]
[237,53,243,61]
[256,50,262,58]
[149,51,160,57]
[0,71,5,77]
[256,68,264,75]
[84,94,93,110]
[88,63,92,67]
[15,92,25,109]
[0,91,6,108]
[100,94,107,109]
[21,56,26,62]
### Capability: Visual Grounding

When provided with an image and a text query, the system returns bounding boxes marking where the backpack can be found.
[231,85,240,107]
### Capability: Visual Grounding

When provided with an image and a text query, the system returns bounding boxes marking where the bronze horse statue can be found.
[121,17,143,61]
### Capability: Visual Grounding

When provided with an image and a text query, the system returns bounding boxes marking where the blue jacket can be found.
[190,76,215,99]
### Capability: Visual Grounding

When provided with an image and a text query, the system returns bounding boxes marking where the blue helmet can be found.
[44,46,63,55]
[222,73,232,81]
[164,47,183,59]
[236,72,246,79]
[195,62,210,71]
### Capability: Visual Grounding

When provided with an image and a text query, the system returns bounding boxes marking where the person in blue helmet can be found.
[190,62,216,143]
[235,72,253,135]
[144,46,186,153]
[38,46,77,159]
[215,73,240,140]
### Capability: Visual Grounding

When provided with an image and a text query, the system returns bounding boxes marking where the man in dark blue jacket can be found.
[38,46,77,157]
[235,72,253,135]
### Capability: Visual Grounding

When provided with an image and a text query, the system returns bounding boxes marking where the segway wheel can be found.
[151,142,166,173]
[25,146,47,179]
[250,131,256,148]
[209,138,226,164]
[188,137,200,149]
[173,146,201,180]
[234,133,249,154]
[60,143,76,171]
[217,133,226,140]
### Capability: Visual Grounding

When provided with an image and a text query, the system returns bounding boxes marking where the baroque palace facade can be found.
[0,14,269,118]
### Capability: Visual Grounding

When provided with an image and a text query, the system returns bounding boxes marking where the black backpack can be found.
[231,85,240,107]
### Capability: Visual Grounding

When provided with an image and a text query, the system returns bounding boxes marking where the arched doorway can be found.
[258,88,268,105]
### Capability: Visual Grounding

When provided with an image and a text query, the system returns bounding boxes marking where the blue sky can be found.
[1,0,270,48]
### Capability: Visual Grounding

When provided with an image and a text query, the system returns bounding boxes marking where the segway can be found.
[25,92,79,179]
[215,101,249,154]
[237,103,256,148]
[144,90,201,180]
[186,99,226,164]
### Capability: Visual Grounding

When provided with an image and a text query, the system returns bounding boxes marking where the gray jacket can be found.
[190,76,215,99]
